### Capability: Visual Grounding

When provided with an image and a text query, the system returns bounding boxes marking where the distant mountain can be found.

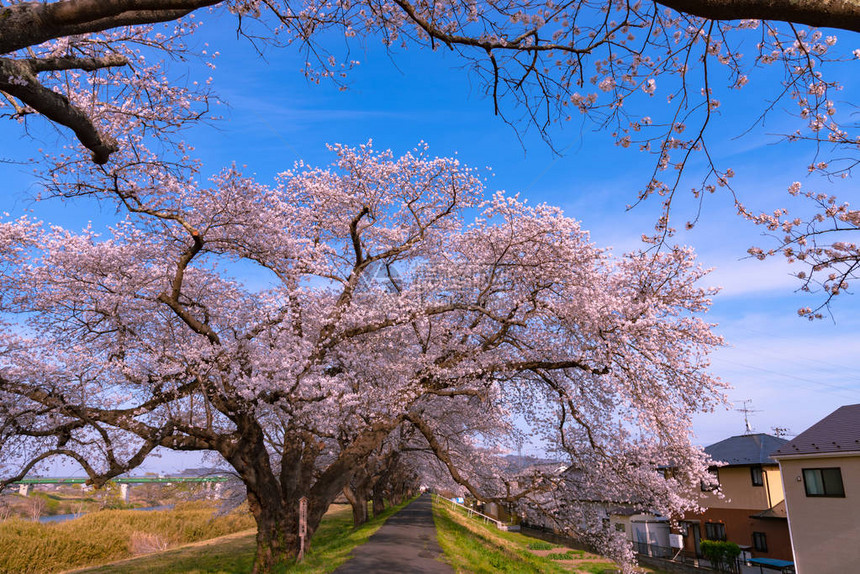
[502,454,561,472]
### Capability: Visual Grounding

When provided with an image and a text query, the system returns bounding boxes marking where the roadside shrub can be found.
[700,539,741,572]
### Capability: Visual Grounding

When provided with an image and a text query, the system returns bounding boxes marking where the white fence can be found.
[433,494,520,531]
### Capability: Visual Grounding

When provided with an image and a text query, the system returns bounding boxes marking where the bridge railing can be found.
[9,475,232,501]
[12,476,230,485]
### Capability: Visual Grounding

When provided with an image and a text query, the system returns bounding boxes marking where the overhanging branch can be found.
[0,57,119,164]
[657,0,860,33]
[0,0,221,54]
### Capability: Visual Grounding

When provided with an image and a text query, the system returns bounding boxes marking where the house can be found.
[676,433,794,562]
[608,507,671,558]
[515,463,671,550]
[772,404,860,574]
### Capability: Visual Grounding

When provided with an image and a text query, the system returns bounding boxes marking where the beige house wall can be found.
[609,514,634,542]
[764,466,784,506]
[702,465,781,510]
[779,454,860,574]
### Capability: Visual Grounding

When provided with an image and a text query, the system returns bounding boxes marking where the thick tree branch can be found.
[657,0,860,33]
[307,418,405,525]
[27,55,130,73]
[0,57,118,164]
[0,0,221,55]
[349,205,370,267]
[491,359,610,377]
[156,233,223,345]
[0,449,99,492]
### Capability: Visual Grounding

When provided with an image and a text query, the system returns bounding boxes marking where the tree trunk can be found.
[223,417,403,572]
[247,488,340,573]
[343,485,369,527]
[223,420,310,574]
[250,501,297,574]
[371,485,386,517]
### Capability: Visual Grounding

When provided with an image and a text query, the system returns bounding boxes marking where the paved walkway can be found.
[334,494,454,574]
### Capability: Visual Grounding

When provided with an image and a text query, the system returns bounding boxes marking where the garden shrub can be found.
[700,539,741,572]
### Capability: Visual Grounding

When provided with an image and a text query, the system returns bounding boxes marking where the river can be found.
[39,504,173,524]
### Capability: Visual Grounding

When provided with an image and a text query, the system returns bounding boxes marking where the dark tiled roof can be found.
[773,404,860,457]
[750,500,787,520]
[607,506,639,516]
[704,433,788,466]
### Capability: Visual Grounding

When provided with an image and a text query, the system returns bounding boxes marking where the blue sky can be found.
[2,13,859,472]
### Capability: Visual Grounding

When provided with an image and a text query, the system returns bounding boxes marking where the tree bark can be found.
[217,418,403,572]
[0,0,221,55]
[0,58,118,164]
[249,500,297,574]
[222,418,305,573]
[656,0,860,33]
[343,485,369,527]
[371,485,386,517]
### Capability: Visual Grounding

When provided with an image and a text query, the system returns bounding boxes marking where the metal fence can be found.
[633,542,746,573]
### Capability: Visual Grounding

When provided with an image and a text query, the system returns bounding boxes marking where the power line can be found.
[712,356,860,400]
[717,324,860,375]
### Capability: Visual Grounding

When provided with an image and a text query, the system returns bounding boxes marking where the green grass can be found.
[31,492,62,515]
[432,498,572,574]
[525,541,558,551]
[547,550,585,560]
[431,499,655,574]
[66,498,415,574]
[66,530,256,574]
[574,563,622,574]
[286,498,414,574]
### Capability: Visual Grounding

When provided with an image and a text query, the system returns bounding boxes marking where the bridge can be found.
[11,476,230,502]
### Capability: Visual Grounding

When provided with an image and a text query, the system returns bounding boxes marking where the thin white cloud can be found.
[693,306,860,446]
[702,256,800,297]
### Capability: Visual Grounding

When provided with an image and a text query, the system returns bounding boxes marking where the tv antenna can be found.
[736,399,760,434]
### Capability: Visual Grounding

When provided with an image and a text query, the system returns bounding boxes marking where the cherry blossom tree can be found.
[0,142,723,571]
[0,1,219,164]
[2,1,858,315]
[341,425,424,526]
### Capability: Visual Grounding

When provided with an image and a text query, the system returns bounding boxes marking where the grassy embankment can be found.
[0,498,413,574]
[0,501,254,574]
[432,497,667,574]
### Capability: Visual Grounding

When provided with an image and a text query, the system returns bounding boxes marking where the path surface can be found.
[334,494,453,574]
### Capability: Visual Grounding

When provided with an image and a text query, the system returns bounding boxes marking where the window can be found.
[803,468,845,497]
[704,522,726,541]
[615,523,626,533]
[750,466,764,487]
[753,532,768,552]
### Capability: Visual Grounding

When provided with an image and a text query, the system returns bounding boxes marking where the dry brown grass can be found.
[0,502,254,574]
[128,531,171,555]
